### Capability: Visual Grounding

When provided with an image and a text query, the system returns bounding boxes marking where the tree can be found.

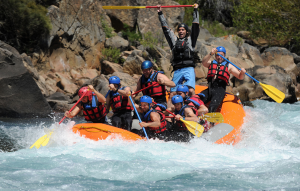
[232,0,300,48]
[0,0,52,54]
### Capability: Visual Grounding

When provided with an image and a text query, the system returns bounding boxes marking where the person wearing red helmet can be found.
[64,85,107,123]
[201,46,246,113]
[106,76,133,131]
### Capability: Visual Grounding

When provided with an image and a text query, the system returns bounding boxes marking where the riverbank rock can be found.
[0,42,52,117]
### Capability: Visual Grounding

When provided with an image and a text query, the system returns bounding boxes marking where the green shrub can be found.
[101,18,115,38]
[102,47,120,63]
[140,31,158,49]
[122,24,141,45]
[232,0,300,46]
[0,0,52,53]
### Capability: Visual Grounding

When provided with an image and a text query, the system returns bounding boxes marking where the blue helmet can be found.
[171,95,184,105]
[216,46,226,55]
[176,85,189,94]
[140,95,152,104]
[141,60,153,70]
[109,76,120,84]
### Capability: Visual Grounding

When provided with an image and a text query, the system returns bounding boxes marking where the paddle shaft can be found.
[153,101,176,117]
[132,83,156,95]
[216,53,259,83]
[128,95,149,140]
[102,5,194,9]
[59,91,88,124]
[146,5,194,8]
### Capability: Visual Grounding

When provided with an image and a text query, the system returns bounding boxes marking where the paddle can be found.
[132,83,156,96]
[128,95,149,140]
[153,101,204,137]
[30,91,88,149]
[199,112,224,123]
[102,5,194,9]
[216,53,285,103]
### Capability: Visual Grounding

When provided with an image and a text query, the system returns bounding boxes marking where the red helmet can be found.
[78,87,92,100]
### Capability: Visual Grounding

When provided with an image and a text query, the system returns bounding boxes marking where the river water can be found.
[0,100,299,190]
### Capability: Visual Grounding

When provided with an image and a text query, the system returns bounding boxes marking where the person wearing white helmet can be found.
[157,4,200,106]
[64,85,107,123]
[201,46,246,112]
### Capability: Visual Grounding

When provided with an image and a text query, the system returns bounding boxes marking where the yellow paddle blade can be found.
[200,112,224,123]
[102,6,146,9]
[30,131,53,149]
[260,83,285,103]
[180,119,204,137]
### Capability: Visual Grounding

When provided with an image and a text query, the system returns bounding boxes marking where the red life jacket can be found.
[141,71,166,97]
[143,108,167,134]
[174,104,198,131]
[82,95,107,122]
[184,95,204,110]
[109,87,132,113]
[207,60,230,84]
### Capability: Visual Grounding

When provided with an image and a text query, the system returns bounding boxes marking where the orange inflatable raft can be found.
[72,85,245,145]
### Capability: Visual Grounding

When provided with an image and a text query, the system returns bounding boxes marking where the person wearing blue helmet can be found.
[128,95,170,140]
[156,4,199,103]
[135,60,175,111]
[176,85,208,116]
[106,76,133,131]
[165,95,199,142]
[201,46,246,112]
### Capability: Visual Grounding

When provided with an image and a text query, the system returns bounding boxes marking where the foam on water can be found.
[0,100,300,190]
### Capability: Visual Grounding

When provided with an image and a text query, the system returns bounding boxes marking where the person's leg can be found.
[111,113,122,128]
[182,67,196,96]
[208,86,226,112]
[168,69,184,108]
[199,88,210,104]
[122,111,133,131]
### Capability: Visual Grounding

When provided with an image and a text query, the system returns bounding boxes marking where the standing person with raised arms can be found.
[201,46,246,112]
[157,3,200,105]
[134,60,175,111]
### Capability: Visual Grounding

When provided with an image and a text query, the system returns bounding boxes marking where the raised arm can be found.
[157,5,177,49]
[190,4,200,48]
[88,85,106,103]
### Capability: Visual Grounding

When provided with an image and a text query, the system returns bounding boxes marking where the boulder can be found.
[0,41,52,117]
[123,50,145,75]
[101,60,123,75]
[241,43,264,66]
[232,65,296,103]
[261,47,296,71]
[105,36,129,51]
[198,26,212,41]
